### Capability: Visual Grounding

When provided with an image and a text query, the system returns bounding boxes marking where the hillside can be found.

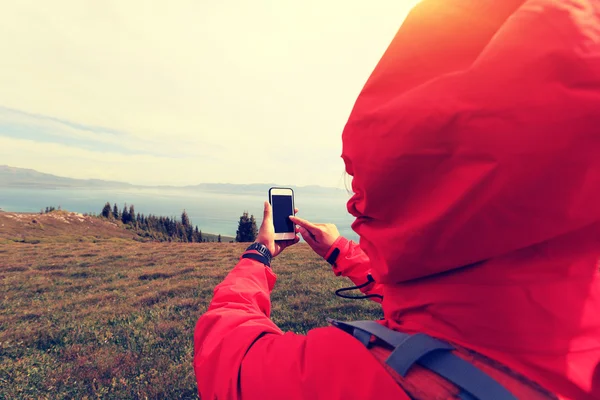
[0,211,233,244]
[0,211,138,244]
[0,211,380,399]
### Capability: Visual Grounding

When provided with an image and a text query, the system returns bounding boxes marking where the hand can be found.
[288,215,340,258]
[256,201,300,258]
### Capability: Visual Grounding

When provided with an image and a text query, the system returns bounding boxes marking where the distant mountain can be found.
[0,165,134,189]
[0,165,346,195]
[180,183,347,196]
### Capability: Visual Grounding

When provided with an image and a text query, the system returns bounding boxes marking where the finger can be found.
[298,226,317,245]
[294,208,299,214]
[286,236,301,248]
[263,201,272,223]
[289,215,318,231]
[275,236,299,254]
[283,236,300,247]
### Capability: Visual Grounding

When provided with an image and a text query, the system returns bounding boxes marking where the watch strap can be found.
[326,247,341,265]
[242,252,271,267]
[243,242,272,267]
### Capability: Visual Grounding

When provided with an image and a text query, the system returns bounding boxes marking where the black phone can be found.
[268,187,295,241]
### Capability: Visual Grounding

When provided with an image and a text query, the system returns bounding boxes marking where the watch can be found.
[326,247,341,266]
[243,242,273,267]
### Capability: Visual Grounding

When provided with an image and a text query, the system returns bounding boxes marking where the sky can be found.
[0,1,418,187]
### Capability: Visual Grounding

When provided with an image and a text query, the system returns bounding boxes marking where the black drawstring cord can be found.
[335,274,384,301]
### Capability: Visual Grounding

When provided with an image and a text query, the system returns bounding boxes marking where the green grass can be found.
[0,241,381,399]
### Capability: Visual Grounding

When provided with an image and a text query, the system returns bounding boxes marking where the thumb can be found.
[263,201,272,223]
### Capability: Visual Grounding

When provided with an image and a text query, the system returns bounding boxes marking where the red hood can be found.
[342,0,600,397]
[343,0,600,283]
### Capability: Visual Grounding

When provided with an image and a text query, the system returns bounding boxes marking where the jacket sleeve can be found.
[193,255,283,399]
[193,252,405,400]
[324,237,385,303]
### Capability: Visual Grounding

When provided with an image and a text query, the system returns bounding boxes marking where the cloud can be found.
[0,0,416,186]
[0,136,234,186]
[0,132,345,187]
[0,106,223,158]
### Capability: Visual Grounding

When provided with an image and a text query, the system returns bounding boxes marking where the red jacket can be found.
[194,240,403,399]
[195,0,600,398]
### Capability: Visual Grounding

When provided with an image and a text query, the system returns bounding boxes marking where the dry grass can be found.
[0,218,380,399]
[0,212,234,245]
[0,211,138,245]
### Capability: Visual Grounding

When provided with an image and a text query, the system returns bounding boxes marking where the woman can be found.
[194,0,600,398]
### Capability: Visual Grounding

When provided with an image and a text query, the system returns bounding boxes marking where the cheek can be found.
[350,219,388,282]
[347,188,367,219]
[350,217,368,256]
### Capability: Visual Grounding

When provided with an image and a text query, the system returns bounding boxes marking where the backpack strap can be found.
[329,319,518,400]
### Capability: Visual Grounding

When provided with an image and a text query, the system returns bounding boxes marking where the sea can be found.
[0,187,359,241]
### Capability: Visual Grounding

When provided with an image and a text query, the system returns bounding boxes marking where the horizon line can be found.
[0,164,346,191]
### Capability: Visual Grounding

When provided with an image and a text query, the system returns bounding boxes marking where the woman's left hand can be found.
[256,201,300,258]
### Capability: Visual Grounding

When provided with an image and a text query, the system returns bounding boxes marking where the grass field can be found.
[0,212,381,399]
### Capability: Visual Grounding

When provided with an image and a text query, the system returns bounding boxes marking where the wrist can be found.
[324,236,347,264]
[243,242,273,267]
[254,236,276,257]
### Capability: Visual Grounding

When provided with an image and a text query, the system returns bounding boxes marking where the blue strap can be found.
[353,328,372,347]
[419,349,518,400]
[458,390,478,400]
[329,320,518,400]
[329,319,411,347]
[386,333,454,376]
[331,320,453,376]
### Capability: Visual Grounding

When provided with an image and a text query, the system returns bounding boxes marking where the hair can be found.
[342,171,354,196]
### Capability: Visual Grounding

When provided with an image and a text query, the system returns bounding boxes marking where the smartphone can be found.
[269,187,296,241]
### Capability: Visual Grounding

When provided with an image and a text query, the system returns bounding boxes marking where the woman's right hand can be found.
[289,216,341,258]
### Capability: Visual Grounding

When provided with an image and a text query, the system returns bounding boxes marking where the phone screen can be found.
[272,195,294,233]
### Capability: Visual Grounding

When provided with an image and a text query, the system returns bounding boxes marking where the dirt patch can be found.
[138,273,172,281]
[3,266,28,272]
[71,271,93,278]
[79,253,98,258]
[20,313,42,322]
[37,264,66,271]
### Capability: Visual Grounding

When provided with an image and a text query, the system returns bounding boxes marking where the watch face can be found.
[249,243,270,257]
[256,244,271,258]
[257,245,268,255]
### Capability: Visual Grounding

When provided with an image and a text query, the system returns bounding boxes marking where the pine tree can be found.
[178,223,187,242]
[121,203,130,224]
[181,210,190,227]
[101,202,112,218]
[186,225,194,243]
[95,201,210,244]
[236,211,258,242]
[129,205,136,225]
